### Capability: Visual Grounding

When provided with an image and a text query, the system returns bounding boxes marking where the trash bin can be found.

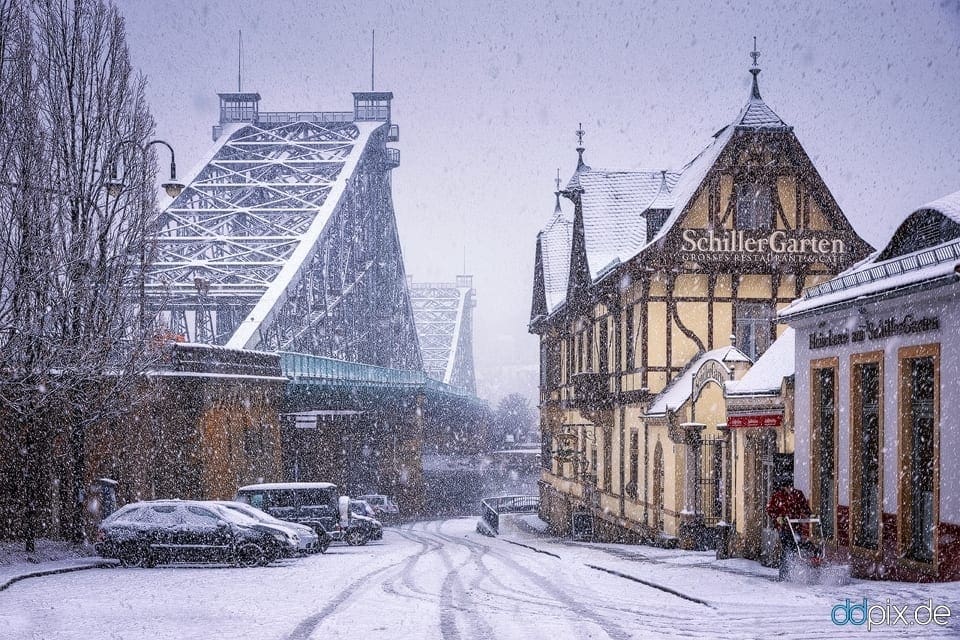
[571,511,594,541]
[715,523,733,559]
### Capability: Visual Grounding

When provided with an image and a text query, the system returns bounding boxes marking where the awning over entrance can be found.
[726,414,782,428]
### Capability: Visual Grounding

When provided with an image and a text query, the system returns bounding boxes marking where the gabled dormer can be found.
[877,190,960,261]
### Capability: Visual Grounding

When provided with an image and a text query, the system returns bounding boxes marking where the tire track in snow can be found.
[427,524,628,640]
[436,521,723,639]
[386,528,445,601]
[284,528,432,640]
[283,562,396,640]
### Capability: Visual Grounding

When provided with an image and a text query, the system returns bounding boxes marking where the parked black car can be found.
[95,500,296,567]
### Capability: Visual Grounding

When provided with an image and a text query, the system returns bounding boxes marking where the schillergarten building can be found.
[529,54,872,553]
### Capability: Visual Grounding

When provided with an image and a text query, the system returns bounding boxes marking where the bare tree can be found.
[0,0,159,548]
[0,0,65,552]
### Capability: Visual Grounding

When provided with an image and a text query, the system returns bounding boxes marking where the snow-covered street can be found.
[1,517,956,640]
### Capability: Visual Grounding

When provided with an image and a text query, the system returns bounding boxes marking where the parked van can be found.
[234,482,374,546]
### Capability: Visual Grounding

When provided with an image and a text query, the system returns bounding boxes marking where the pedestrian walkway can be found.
[0,556,118,591]
[0,541,118,592]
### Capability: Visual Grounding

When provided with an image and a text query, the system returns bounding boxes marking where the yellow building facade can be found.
[529,59,871,551]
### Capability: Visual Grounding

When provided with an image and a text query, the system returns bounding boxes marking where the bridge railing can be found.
[256,111,355,124]
[278,351,474,398]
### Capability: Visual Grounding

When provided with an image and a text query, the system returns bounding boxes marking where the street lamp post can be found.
[106,138,185,198]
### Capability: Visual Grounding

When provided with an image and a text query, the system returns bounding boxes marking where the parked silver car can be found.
[214,500,325,554]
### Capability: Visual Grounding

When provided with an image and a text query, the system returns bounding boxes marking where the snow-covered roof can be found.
[780,242,960,319]
[920,189,960,226]
[535,67,792,315]
[647,346,752,416]
[236,482,337,491]
[579,169,680,279]
[781,191,960,319]
[539,205,573,313]
[726,328,795,396]
[645,125,736,246]
[733,93,788,129]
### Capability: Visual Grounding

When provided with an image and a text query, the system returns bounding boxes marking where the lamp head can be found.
[162,181,185,198]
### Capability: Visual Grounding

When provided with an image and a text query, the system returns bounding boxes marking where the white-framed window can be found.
[735,302,775,360]
[735,182,773,229]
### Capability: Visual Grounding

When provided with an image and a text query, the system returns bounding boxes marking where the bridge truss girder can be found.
[146,117,421,370]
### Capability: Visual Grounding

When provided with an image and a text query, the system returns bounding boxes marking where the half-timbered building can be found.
[530,54,872,548]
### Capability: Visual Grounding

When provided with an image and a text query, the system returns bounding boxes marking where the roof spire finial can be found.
[575,122,587,170]
[554,168,563,213]
[749,36,762,100]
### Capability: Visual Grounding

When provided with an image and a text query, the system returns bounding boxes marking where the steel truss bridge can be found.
[147,91,422,371]
[141,89,484,508]
[408,277,477,394]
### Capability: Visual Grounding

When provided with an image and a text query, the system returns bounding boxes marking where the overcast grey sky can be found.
[120,0,960,403]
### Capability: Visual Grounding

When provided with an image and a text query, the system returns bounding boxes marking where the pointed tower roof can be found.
[565,123,592,192]
[734,38,789,129]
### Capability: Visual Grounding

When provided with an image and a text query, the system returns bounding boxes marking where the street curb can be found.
[0,560,118,592]
[500,538,561,558]
[586,563,715,609]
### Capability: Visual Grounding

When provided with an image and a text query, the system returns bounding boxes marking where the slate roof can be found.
[734,93,788,128]
[578,169,680,279]
[539,205,573,314]
[919,189,960,226]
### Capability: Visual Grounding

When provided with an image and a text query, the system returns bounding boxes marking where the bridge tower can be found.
[145,89,420,370]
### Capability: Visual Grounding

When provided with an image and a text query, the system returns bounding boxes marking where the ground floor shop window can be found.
[851,354,883,550]
[811,359,838,540]
[898,345,939,564]
[602,426,613,493]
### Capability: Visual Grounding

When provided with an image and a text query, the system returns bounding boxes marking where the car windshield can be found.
[212,505,260,527]
[222,502,282,525]
[102,504,143,524]
[139,505,182,526]
[362,495,384,506]
[236,488,335,511]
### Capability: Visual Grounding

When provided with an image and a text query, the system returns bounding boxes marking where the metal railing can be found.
[256,111,355,124]
[477,495,540,536]
[278,351,474,398]
[803,238,960,300]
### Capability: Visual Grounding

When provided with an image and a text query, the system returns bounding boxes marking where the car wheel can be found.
[345,529,367,546]
[261,544,281,566]
[235,542,265,568]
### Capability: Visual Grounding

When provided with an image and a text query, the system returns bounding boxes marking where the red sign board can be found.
[727,414,782,428]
